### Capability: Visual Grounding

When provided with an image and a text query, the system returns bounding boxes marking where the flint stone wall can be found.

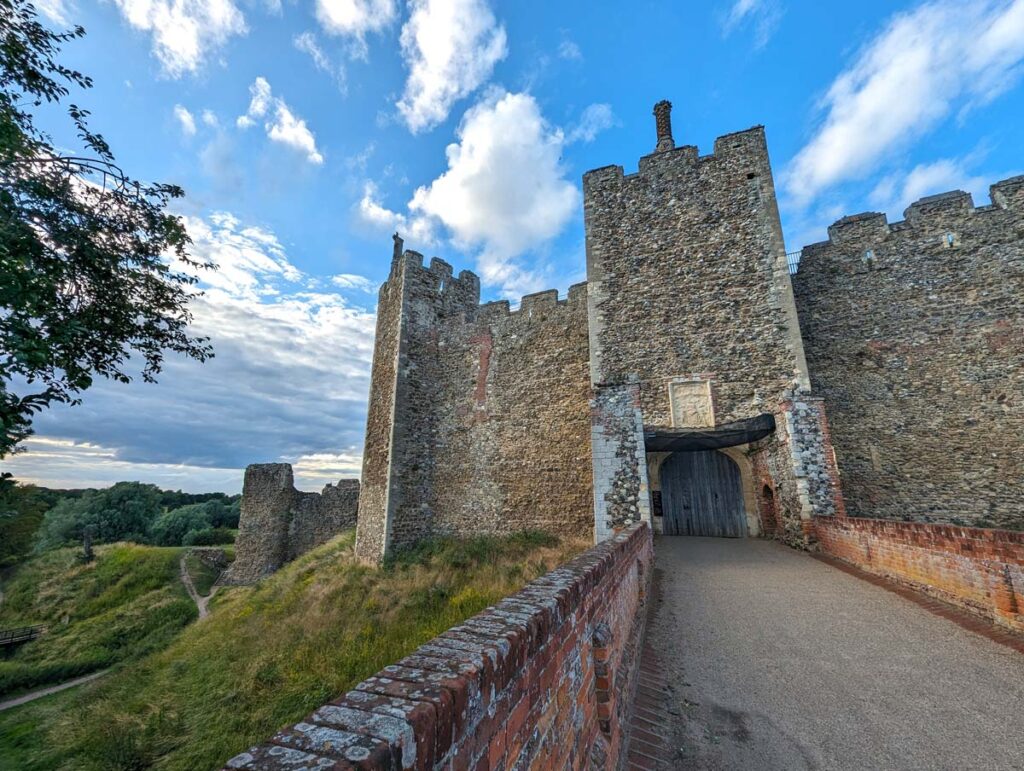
[794,178,1024,529]
[591,383,652,542]
[356,244,592,562]
[582,126,837,540]
[583,126,810,424]
[225,464,359,584]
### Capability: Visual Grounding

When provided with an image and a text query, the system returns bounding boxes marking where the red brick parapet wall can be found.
[224,523,654,771]
[814,516,1024,633]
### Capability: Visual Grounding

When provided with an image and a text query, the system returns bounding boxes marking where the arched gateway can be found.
[660,451,746,537]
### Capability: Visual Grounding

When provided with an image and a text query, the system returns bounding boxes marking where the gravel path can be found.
[639,537,1024,770]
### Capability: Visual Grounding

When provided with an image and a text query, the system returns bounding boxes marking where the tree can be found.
[34,480,162,549]
[148,502,214,547]
[0,0,213,457]
[0,478,49,566]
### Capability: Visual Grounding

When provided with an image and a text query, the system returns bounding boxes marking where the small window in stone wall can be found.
[746,172,762,204]
[944,232,959,248]
[862,249,875,268]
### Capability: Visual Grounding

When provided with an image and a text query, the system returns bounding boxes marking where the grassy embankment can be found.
[0,543,197,696]
[0,529,588,771]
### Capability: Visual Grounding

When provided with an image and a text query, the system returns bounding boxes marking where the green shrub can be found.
[149,504,213,546]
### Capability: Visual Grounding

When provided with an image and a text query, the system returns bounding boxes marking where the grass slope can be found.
[0,543,196,695]
[0,529,587,771]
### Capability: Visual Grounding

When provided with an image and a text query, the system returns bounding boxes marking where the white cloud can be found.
[173,104,197,136]
[868,157,993,215]
[236,76,272,128]
[315,0,396,56]
[111,0,247,77]
[267,105,324,165]
[295,31,347,92]
[558,38,582,61]
[331,273,377,292]
[356,182,437,245]
[567,103,615,143]
[34,0,71,25]
[237,77,324,164]
[397,0,508,133]
[408,91,580,296]
[11,213,377,493]
[177,212,303,299]
[202,109,219,128]
[345,142,376,173]
[722,0,783,48]
[785,0,1024,206]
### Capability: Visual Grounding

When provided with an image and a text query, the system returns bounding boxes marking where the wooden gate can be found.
[660,451,747,537]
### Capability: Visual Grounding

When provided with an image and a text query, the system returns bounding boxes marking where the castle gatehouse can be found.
[308,99,1019,564]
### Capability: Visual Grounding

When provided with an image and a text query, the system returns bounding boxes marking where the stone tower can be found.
[584,102,842,544]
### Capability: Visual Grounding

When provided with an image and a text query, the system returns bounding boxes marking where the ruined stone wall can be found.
[225,464,359,584]
[226,523,654,771]
[355,244,592,561]
[794,177,1024,529]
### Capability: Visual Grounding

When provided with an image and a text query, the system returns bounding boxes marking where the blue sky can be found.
[7,0,1024,492]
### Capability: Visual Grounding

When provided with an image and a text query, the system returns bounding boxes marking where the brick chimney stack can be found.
[653,100,674,153]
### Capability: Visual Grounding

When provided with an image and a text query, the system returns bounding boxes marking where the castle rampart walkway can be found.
[633,537,1024,770]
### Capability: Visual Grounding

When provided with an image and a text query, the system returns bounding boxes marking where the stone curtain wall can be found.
[794,177,1024,529]
[225,464,359,584]
[427,286,593,540]
[225,523,654,771]
[815,517,1024,633]
[356,241,592,562]
[591,384,652,542]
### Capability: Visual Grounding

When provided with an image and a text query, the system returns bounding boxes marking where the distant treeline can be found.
[0,479,241,567]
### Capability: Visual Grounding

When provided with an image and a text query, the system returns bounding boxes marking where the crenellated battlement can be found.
[476,281,588,323]
[582,125,770,192]
[383,232,586,329]
[792,176,1024,532]
[802,175,1024,261]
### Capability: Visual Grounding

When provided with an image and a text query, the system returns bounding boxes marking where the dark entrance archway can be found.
[660,451,747,537]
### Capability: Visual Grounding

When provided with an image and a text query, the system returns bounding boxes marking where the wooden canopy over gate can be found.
[644,413,775,453]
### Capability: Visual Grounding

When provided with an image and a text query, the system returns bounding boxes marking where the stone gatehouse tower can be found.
[354,100,1022,563]
[584,102,841,547]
